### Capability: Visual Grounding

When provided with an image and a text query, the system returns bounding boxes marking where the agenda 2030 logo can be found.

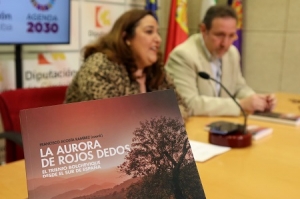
[27,0,58,33]
[31,0,55,11]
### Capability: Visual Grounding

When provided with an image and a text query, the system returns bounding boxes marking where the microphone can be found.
[198,71,247,134]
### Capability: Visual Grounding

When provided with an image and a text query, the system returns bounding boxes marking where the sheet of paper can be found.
[189,140,231,162]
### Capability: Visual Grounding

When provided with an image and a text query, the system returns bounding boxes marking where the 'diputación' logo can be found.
[31,0,55,11]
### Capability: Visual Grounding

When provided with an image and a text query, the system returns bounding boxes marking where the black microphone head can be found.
[198,72,210,79]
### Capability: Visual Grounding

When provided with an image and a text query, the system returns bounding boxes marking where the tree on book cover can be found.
[20,90,206,199]
[118,117,200,199]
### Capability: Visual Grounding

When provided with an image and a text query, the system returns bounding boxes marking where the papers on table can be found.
[189,140,231,162]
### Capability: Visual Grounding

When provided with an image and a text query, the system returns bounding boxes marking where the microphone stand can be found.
[198,72,251,148]
[208,78,247,134]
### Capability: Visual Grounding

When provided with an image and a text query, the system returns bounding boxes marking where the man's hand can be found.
[265,94,277,111]
[239,94,268,113]
[239,94,277,113]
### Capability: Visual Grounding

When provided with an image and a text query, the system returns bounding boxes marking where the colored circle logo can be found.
[31,0,55,11]
[95,7,111,28]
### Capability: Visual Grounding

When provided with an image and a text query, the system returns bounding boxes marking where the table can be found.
[0,92,299,199]
[0,160,27,199]
[187,92,300,199]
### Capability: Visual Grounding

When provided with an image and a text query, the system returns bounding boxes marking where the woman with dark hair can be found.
[65,9,188,118]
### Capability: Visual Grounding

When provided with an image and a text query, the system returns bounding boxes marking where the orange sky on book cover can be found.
[22,91,182,182]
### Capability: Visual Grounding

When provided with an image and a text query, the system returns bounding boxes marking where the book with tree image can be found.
[20,90,206,199]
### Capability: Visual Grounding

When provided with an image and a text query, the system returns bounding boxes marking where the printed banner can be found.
[0,54,16,91]
[0,45,14,53]
[127,0,146,6]
[87,0,126,3]
[1,0,157,90]
[22,52,80,88]
[80,1,125,47]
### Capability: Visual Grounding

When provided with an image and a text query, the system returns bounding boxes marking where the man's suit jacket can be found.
[165,33,255,116]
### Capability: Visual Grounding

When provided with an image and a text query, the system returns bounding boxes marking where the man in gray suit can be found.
[165,5,276,116]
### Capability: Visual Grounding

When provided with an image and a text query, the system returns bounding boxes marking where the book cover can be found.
[246,125,273,140]
[249,111,300,126]
[20,90,206,199]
